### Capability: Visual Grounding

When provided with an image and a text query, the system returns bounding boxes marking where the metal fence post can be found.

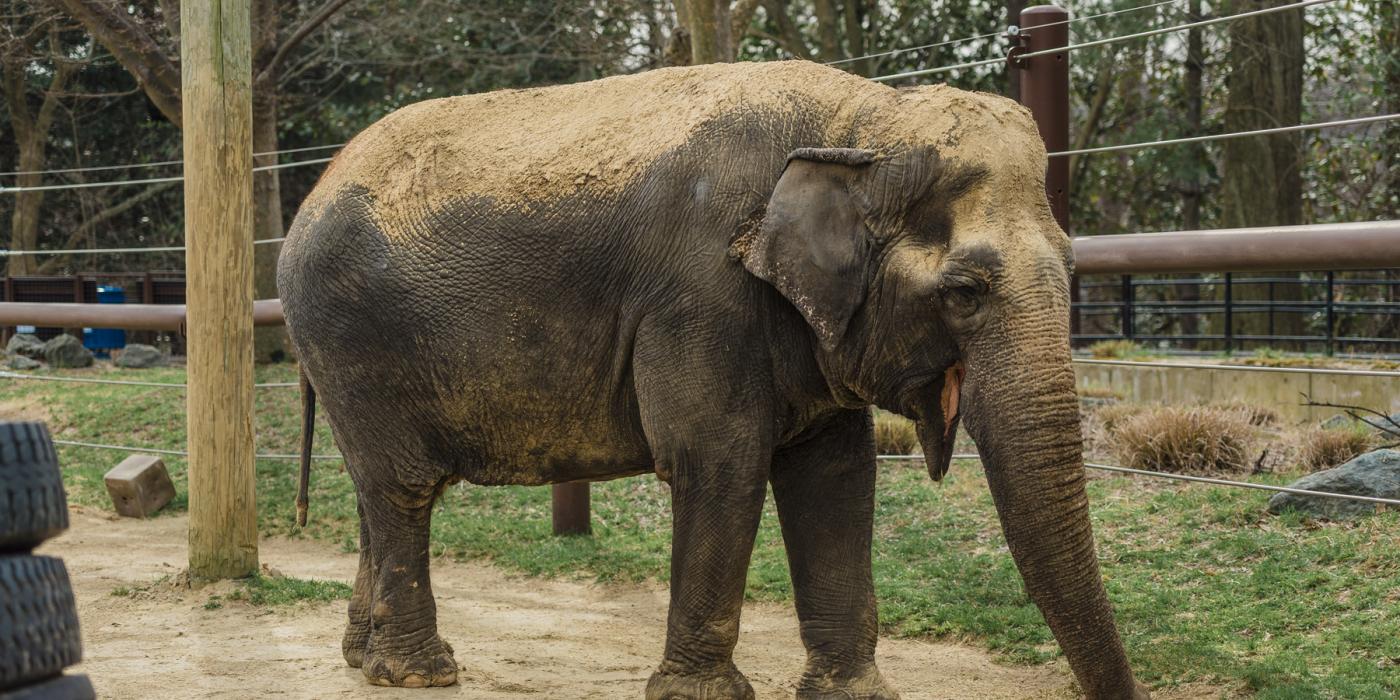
[1121,275,1135,340]
[1325,271,1335,356]
[552,482,591,536]
[1224,273,1234,354]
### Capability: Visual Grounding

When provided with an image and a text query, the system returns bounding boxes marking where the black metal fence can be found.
[1072,269,1400,356]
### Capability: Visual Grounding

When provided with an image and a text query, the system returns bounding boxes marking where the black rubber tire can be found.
[0,423,67,553]
[0,675,95,700]
[0,556,82,691]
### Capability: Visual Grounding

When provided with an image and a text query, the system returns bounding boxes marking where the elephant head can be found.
[740,109,1148,699]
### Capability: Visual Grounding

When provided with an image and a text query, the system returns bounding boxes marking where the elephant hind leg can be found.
[336,430,459,688]
[343,497,372,668]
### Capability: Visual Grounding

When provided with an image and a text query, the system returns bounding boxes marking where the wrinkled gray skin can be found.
[279,63,1149,699]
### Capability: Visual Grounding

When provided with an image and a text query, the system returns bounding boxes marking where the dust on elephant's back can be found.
[299,61,1038,242]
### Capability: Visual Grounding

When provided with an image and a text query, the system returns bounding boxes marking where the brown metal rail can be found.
[1072,220,1400,274]
[1,221,1397,331]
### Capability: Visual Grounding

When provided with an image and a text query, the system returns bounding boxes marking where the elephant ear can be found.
[742,148,878,350]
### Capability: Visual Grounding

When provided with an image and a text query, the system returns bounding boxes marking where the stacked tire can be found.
[1,423,93,700]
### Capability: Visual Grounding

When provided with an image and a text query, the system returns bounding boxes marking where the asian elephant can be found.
[278,60,1149,699]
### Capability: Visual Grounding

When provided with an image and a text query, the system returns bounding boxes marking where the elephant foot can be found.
[796,664,899,700]
[342,623,370,668]
[645,660,754,700]
[362,635,458,688]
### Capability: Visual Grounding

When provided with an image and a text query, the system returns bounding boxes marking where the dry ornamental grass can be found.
[1296,426,1375,472]
[873,410,919,455]
[1109,405,1257,475]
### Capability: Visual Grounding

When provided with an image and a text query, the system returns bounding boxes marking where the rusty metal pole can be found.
[552,481,591,536]
[1018,5,1071,230]
[1017,5,1073,331]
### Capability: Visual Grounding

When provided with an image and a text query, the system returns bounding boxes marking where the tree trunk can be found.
[841,0,869,76]
[1380,0,1399,214]
[1221,0,1305,343]
[252,91,290,361]
[1178,0,1205,342]
[687,0,733,64]
[812,0,842,61]
[2,40,77,276]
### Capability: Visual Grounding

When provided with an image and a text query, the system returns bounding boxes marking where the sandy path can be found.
[39,509,1228,700]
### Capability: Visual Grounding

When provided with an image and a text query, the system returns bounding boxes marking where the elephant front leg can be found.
[358,486,457,688]
[645,446,769,700]
[771,410,896,700]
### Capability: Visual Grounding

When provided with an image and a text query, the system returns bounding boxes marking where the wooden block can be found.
[104,455,176,518]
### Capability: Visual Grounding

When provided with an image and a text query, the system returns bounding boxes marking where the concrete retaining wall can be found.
[1073,360,1400,424]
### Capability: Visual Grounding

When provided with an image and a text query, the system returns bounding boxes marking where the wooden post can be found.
[552,482,592,536]
[183,0,258,579]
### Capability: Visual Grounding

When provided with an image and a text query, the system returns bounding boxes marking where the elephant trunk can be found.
[950,312,1145,699]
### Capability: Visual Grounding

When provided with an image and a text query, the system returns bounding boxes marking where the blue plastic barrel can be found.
[83,285,127,357]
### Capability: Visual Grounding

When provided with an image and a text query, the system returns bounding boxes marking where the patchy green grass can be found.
[229,574,353,606]
[4,364,1399,698]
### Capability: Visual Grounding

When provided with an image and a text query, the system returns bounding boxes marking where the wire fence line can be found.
[877,453,1400,507]
[1072,358,1400,378]
[828,0,1186,67]
[47,437,1400,505]
[51,437,341,461]
[0,372,297,389]
[0,236,286,258]
[0,158,334,194]
[0,143,345,179]
[872,0,1336,82]
[1049,113,1399,158]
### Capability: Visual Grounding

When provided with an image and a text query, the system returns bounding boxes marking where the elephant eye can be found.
[939,275,985,319]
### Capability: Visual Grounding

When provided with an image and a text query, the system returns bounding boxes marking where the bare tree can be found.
[47,0,354,360]
[2,3,81,274]
[1220,0,1305,339]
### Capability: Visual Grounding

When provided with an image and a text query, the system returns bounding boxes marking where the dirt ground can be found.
[41,509,1231,700]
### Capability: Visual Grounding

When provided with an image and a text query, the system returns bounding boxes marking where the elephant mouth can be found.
[899,360,965,481]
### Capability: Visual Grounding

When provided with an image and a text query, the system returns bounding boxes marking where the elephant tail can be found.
[296,367,316,527]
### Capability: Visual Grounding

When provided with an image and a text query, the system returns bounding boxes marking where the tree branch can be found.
[256,0,354,85]
[758,0,813,60]
[46,0,182,125]
[35,181,178,274]
[1301,394,1400,440]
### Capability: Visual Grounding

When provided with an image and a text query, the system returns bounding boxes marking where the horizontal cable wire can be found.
[0,371,298,388]
[1072,358,1400,377]
[1,157,334,194]
[51,437,341,461]
[1015,0,1335,61]
[872,0,1335,82]
[877,453,1400,506]
[1,236,286,257]
[831,0,1185,68]
[0,143,345,178]
[826,29,1005,66]
[1051,113,1399,157]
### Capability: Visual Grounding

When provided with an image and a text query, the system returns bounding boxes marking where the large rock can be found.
[1268,449,1400,520]
[41,334,93,368]
[7,354,41,370]
[115,344,163,369]
[1361,412,1400,437]
[6,333,45,359]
